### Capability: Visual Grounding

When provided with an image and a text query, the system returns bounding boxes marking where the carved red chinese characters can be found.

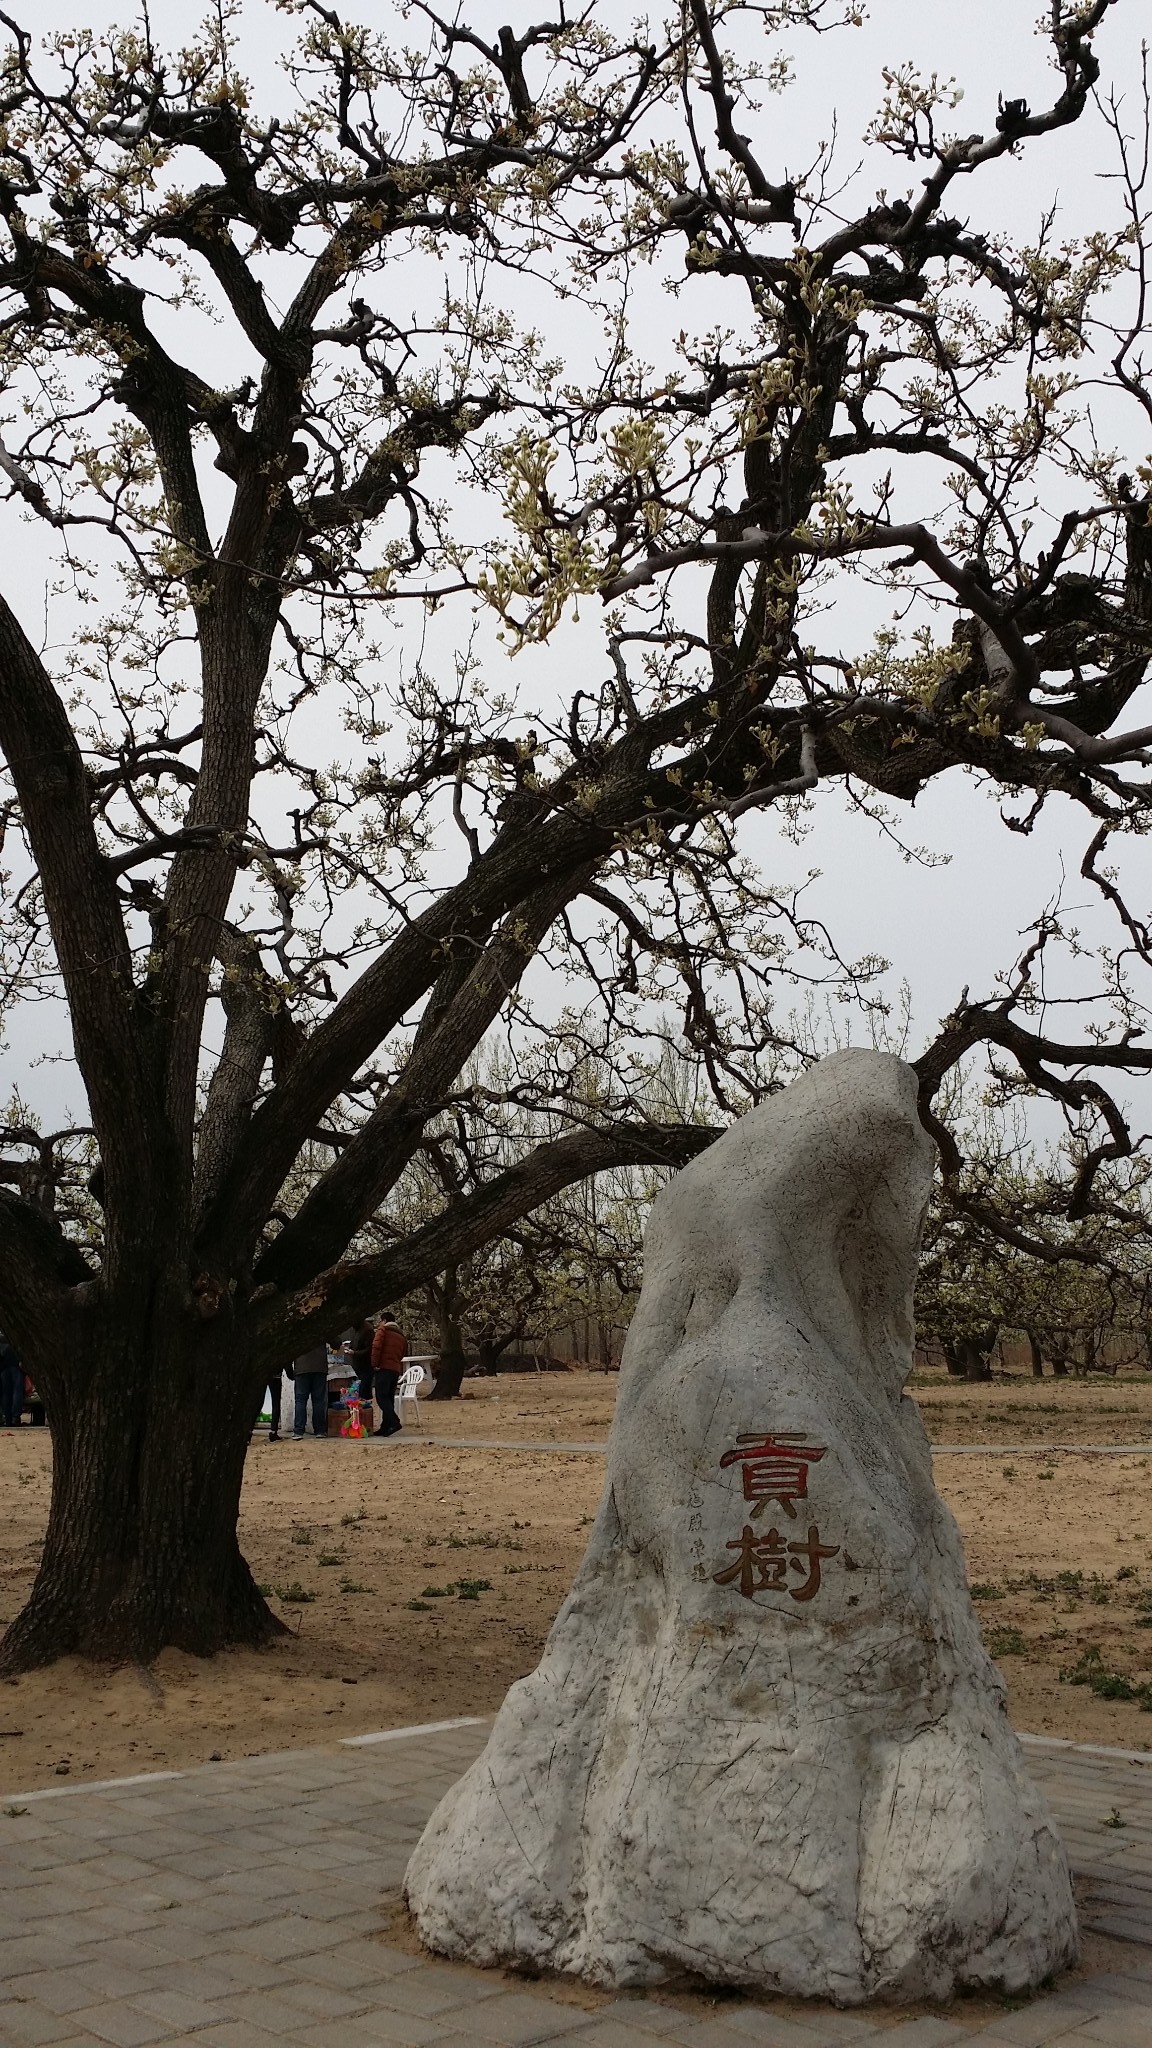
[714,1521,841,1602]
[718,1431,827,1518]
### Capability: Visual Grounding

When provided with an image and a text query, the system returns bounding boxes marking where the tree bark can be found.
[959,1336,992,1383]
[430,1350,470,1400]
[428,1271,467,1401]
[0,1310,285,1671]
[1026,1328,1045,1378]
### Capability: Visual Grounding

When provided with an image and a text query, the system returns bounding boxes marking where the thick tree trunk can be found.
[0,1315,285,1671]
[959,1337,992,1383]
[942,1341,967,1378]
[427,1268,467,1401]
[429,1340,468,1400]
[1026,1329,1045,1378]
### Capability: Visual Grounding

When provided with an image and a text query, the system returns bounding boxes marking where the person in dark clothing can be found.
[370,1312,406,1437]
[266,1370,283,1442]
[0,1331,22,1429]
[292,1343,329,1438]
[345,1320,374,1407]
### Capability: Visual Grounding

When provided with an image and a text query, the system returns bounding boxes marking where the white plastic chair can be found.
[397,1361,429,1428]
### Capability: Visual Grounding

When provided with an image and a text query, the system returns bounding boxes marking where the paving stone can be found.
[207,1989,334,2036]
[126,1985,230,2029]
[119,1961,265,2004]
[117,1920,229,1964]
[589,2010,699,2040]
[559,2027,670,2048]
[716,2013,878,2046]
[86,1859,159,1885]
[0,1936,67,1975]
[2,1974,118,2020]
[1078,1971,1152,2002]
[275,1979,377,2020]
[958,2037,1038,2048]
[970,2001,1115,2045]
[0,2002,88,2046]
[36,2037,115,2048]
[165,2026,289,2048]
[459,1989,603,2043]
[651,2020,786,2048]
[1064,2016,1152,2047]
[368,1968,509,2018]
[877,2023,976,2048]
[425,2038,528,2048]
[294,1942,422,1989]
[76,1939,184,1977]
[174,1897,291,1936]
[68,2004,175,2048]
[720,2014,878,2045]
[229,1913,333,1964]
[35,1961,157,2005]
[64,1907,165,1940]
[278,1891,378,1926]
[289,2016,458,2047]
[1084,1915,1152,1943]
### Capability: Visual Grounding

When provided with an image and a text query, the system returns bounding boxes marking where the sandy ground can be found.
[911,1368,1152,1444]
[3,1369,1152,1792]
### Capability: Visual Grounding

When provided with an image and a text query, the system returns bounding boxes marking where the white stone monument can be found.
[406,1050,1077,2003]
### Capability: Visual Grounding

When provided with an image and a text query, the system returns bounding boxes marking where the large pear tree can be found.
[2,0,1150,1671]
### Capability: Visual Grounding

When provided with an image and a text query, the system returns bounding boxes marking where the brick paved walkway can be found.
[3,1723,1151,2048]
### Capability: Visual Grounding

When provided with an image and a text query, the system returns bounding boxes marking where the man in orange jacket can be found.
[370,1311,407,1437]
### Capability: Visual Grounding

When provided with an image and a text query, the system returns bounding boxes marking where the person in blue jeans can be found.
[266,1370,283,1442]
[292,1343,329,1438]
[0,1330,23,1428]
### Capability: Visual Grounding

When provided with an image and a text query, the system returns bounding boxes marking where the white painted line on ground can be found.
[3,1719,1145,1803]
[933,1443,1152,1457]
[1020,1732,1152,1766]
[2,1716,489,1802]
[3,1767,186,1803]
[340,1716,486,1747]
[385,1436,609,1452]
[364,1435,1152,1457]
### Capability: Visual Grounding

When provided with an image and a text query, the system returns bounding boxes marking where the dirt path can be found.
[3,1369,1152,1791]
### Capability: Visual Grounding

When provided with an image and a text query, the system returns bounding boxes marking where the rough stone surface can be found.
[405,1050,1079,2005]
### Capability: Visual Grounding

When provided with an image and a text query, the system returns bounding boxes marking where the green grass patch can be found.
[1061,1645,1152,1708]
[986,1626,1027,1658]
